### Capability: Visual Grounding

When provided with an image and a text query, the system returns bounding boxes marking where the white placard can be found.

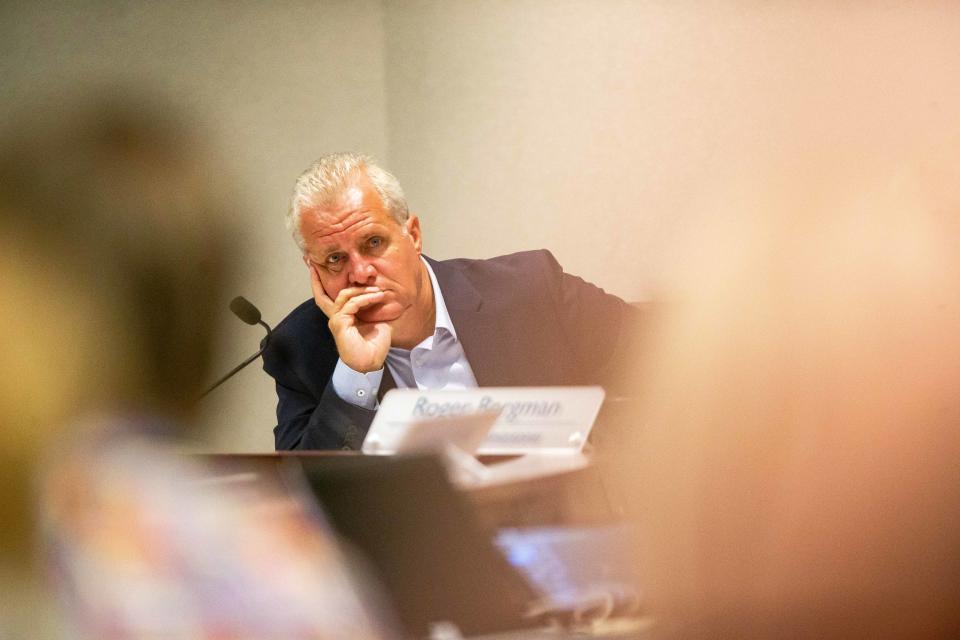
[363,386,605,455]
[392,411,499,456]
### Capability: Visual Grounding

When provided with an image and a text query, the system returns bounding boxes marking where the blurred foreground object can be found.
[621,168,960,638]
[41,422,389,639]
[0,91,390,639]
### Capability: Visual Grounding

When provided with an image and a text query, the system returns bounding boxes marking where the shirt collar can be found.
[421,256,458,340]
[388,257,458,355]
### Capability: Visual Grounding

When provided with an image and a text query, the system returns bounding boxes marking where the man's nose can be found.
[348,256,377,285]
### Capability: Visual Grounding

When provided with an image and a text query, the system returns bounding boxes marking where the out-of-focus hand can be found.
[309,265,392,372]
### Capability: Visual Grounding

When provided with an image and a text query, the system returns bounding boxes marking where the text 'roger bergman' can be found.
[412,396,561,423]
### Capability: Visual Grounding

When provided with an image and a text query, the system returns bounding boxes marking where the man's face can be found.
[299,179,429,333]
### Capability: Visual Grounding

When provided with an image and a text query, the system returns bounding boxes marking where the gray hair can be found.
[287,152,409,251]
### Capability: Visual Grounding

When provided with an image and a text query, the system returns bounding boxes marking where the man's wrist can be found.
[330,359,383,409]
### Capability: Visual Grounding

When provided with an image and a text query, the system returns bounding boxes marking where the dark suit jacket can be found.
[262,250,637,450]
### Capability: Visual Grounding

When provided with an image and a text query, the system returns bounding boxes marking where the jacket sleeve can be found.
[262,302,376,451]
[273,378,376,450]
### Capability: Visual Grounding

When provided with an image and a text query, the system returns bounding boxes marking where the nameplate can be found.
[363,386,605,455]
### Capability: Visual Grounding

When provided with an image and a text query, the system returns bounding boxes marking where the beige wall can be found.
[1,1,387,452]
[3,1,959,451]
[384,1,960,301]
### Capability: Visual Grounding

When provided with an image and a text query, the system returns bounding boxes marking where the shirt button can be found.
[357,389,366,398]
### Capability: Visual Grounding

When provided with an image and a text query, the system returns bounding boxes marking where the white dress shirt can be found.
[330,257,478,409]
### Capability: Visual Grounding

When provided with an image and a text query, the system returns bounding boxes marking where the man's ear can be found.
[405,215,423,254]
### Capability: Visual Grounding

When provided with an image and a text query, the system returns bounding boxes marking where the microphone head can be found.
[229,296,262,325]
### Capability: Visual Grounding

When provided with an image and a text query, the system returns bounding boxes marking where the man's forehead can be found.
[302,180,383,222]
[327,178,380,211]
[304,213,379,241]
[339,184,365,208]
[301,212,392,253]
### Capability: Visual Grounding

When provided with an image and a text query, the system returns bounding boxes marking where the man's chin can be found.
[357,302,404,324]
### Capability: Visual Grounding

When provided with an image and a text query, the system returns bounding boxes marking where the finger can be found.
[338,291,386,317]
[331,285,382,312]
[329,292,387,337]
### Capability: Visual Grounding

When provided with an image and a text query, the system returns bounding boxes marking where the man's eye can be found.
[368,236,383,248]
[324,254,346,271]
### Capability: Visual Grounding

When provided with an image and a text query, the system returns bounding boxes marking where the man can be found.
[263,153,636,450]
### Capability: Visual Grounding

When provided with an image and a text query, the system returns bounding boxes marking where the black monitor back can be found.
[301,454,537,638]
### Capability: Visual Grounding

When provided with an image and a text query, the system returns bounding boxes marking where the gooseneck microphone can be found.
[200,296,273,399]
[229,295,272,334]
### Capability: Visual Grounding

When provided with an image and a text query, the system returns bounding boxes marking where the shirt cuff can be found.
[331,359,383,409]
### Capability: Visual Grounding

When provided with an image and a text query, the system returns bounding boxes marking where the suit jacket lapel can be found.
[376,366,396,402]
[426,256,504,387]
